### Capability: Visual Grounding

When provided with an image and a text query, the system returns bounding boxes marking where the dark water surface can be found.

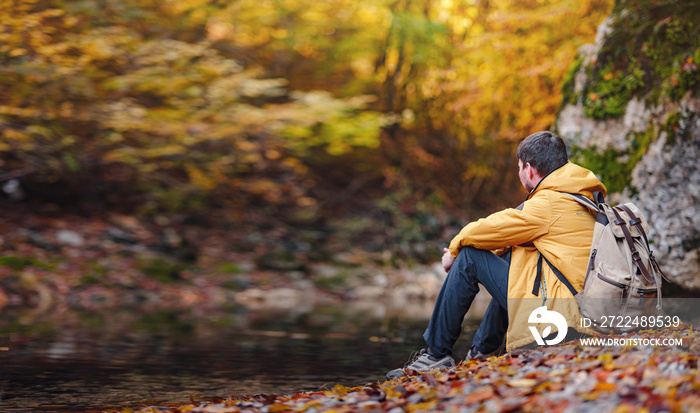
[0,304,479,412]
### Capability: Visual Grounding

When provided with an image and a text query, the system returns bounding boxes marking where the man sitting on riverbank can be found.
[387,131,606,379]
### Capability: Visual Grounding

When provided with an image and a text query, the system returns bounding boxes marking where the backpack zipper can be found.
[597,273,628,302]
[637,287,658,309]
[597,273,627,289]
[589,249,597,271]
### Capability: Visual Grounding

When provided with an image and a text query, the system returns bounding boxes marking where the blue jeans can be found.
[423,246,509,358]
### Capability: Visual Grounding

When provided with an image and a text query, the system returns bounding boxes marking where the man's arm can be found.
[447,195,552,258]
[441,246,510,273]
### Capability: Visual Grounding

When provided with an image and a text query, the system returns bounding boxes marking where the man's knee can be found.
[452,246,490,279]
[457,246,490,265]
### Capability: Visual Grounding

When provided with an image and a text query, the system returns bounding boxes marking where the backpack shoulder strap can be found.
[532,250,578,298]
[564,192,600,212]
[564,192,609,225]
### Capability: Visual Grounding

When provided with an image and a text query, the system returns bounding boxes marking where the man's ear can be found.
[526,163,535,179]
[528,163,543,181]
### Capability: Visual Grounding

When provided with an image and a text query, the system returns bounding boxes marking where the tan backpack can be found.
[541,192,667,333]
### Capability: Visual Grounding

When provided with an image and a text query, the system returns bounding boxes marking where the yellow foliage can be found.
[324,384,353,397]
[0,0,613,215]
[185,165,217,191]
[138,145,187,159]
[3,128,31,142]
[439,0,613,141]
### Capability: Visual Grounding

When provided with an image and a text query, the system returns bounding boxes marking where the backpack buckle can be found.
[631,251,642,262]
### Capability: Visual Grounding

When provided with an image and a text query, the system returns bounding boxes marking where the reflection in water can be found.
[0,303,480,412]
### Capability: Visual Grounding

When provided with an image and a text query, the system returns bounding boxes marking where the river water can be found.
[0,303,480,412]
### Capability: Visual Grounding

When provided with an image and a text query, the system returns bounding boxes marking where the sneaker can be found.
[464,344,501,361]
[385,349,455,380]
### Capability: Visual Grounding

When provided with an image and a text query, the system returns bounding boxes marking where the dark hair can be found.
[516,131,568,176]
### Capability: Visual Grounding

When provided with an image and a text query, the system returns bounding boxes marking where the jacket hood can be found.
[528,161,607,200]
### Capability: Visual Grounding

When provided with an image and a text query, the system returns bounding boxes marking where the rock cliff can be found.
[555,3,700,290]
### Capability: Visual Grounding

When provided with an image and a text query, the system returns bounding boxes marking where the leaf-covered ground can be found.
[122,327,699,413]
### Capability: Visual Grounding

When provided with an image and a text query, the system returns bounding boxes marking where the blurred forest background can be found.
[0,0,616,299]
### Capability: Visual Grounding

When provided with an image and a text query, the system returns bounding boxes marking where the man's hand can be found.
[441,247,455,273]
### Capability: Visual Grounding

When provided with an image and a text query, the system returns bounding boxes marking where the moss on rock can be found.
[571,125,655,194]
[663,107,697,147]
[560,55,584,107]
[576,0,700,119]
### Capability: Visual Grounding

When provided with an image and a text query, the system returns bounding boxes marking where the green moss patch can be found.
[571,126,655,194]
[139,257,188,284]
[560,55,584,108]
[576,0,700,119]
[663,107,696,147]
[0,255,55,270]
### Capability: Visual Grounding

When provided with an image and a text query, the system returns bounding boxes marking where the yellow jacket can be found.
[448,162,607,350]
